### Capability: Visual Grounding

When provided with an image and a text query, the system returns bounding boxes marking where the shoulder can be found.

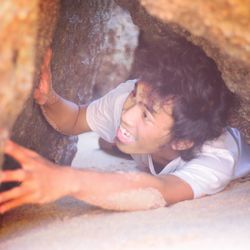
[168,130,239,198]
[117,79,138,90]
[201,128,239,162]
[86,80,137,142]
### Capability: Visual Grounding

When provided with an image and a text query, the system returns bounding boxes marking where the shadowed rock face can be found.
[0,0,59,185]
[139,0,250,63]
[0,0,138,172]
[0,0,55,167]
[0,0,249,172]
[0,0,32,165]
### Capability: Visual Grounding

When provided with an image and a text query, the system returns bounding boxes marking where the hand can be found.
[33,48,55,105]
[0,140,71,213]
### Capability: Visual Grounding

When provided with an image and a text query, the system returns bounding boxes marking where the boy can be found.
[0,40,249,213]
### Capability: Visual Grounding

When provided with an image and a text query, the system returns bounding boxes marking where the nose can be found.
[121,103,140,127]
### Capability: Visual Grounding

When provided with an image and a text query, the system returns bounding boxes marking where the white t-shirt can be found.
[86,80,250,198]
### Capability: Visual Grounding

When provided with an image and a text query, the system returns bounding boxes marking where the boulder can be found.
[0,0,138,174]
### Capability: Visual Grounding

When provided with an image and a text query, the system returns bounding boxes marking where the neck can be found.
[152,147,179,174]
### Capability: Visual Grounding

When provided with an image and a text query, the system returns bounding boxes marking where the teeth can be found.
[120,126,131,138]
[118,125,136,143]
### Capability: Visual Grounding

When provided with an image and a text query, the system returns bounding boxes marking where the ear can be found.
[171,140,194,151]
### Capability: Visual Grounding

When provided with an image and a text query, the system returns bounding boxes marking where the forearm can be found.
[67,169,167,211]
[41,91,90,135]
[36,48,91,135]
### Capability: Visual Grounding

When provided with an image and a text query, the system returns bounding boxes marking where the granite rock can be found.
[0,0,138,173]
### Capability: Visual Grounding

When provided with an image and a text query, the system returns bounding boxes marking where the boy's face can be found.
[115,81,174,154]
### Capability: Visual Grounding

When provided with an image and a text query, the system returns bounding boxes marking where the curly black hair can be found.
[131,35,237,160]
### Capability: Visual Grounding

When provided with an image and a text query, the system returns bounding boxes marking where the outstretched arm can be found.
[0,141,193,213]
[34,49,91,135]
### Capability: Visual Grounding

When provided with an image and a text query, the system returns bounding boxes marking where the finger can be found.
[5,140,37,156]
[4,140,38,163]
[44,48,52,67]
[0,194,33,214]
[40,66,50,80]
[0,169,27,183]
[33,89,48,105]
[39,74,50,93]
[39,63,51,95]
[0,185,29,204]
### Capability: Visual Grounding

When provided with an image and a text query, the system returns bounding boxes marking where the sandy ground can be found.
[1,132,250,250]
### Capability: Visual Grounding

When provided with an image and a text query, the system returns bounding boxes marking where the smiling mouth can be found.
[116,125,136,144]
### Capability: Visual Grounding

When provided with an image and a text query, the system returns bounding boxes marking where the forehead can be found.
[136,81,173,116]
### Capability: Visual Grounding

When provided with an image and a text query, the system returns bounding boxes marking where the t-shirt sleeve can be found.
[170,150,236,198]
[86,80,136,142]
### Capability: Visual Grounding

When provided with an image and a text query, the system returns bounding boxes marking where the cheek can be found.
[138,127,170,146]
[137,127,157,144]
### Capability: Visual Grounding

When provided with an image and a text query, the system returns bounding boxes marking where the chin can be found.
[116,141,147,155]
[115,141,136,154]
[116,143,131,154]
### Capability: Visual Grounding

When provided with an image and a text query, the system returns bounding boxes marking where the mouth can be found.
[116,125,136,144]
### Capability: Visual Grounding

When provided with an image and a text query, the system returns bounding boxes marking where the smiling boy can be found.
[1,40,250,213]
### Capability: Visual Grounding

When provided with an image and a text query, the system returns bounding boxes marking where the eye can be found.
[130,89,136,98]
[143,110,151,121]
[142,108,155,123]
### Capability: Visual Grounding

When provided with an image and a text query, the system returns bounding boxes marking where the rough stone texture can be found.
[140,0,250,63]
[116,0,250,143]
[0,0,40,168]
[4,0,60,167]
[50,0,138,104]
[0,0,138,175]
[1,0,250,175]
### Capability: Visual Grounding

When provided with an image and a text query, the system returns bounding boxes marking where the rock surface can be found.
[0,0,41,168]
[0,0,138,174]
[140,0,250,63]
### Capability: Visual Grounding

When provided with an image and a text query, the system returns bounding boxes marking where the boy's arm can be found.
[34,48,91,135]
[40,94,91,135]
[0,141,194,213]
[70,169,194,211]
